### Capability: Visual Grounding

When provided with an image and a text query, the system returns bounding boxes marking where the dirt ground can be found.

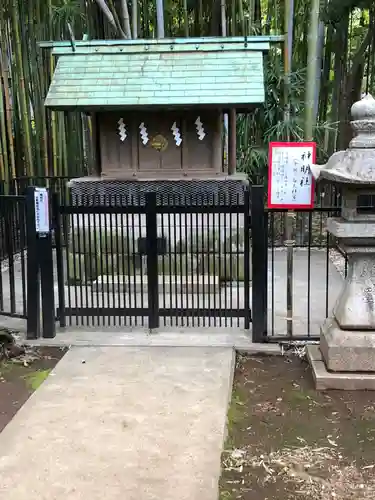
[0,347,67,433]
[220,354,375,500]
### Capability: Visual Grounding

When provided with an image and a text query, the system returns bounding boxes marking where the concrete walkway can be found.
[0,346,234,500]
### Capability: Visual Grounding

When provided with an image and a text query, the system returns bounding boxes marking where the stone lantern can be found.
[308,94,375,390]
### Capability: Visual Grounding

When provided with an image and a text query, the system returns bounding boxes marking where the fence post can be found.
[251,185,268,342]
[244,189,251,330]
[145,192,159,330]
[4,202,16,314]
[38,189,56,338]
[52,193,66,328]
[25,187,41,339]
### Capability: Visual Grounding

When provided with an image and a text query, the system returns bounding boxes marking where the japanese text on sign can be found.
[267,142,316,209]
[34,187,50,233]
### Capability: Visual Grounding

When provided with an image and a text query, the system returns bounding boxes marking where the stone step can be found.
[92,274,221,293]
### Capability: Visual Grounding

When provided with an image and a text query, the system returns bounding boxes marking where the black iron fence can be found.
[265,205,342,341]
[0,195,28,319]
[0,177,358,343]
[54,191,252,329]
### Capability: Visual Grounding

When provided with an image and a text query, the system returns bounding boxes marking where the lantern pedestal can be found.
[308,94,375,390]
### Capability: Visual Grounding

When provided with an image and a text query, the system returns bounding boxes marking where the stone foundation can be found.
[320,317,375,372]
[307,345,375,390]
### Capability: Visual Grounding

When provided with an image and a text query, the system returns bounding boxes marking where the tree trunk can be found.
[156,0,165,38]
[95,0,126,37]
[120,0,132,38]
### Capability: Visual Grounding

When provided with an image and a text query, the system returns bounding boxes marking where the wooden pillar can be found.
[212,111,223,173]
[91,112,101,176]
[228,108,237,175]
[130,117,139,174]
[181,117,188,174]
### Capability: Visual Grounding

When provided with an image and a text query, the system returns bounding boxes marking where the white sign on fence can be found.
[267,141,316,209]
[34,187,50,233]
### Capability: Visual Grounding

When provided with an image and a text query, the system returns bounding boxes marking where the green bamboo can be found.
[305,0,320,140]
[0,79,7,184]
[10,0,34,176]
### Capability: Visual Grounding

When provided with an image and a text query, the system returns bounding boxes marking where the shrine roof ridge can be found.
[39,36,275,54]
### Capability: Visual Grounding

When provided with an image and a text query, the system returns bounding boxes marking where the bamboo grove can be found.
[0,0,374,185]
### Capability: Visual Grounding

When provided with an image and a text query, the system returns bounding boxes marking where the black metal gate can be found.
[53,190,254,329]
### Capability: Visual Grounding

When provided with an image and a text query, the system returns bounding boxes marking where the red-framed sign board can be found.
[267,141,317,209]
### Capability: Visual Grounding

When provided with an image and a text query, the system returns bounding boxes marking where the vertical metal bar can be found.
[212,198,217,327]
[125,208,132,326]
[131,198,138,327]
[25,187,41,339]
[103,207,110,327]
[115,200,122,327]
[65,213,73,327]
[223,199,228,327]
[97,213,105,326]
[325,224,330,317]
[53,194,66,328]
[285,210,295,336]
[5,204,16,313]
[244,190,251,330]
[0,206,4,311]
[218,200,222,327]
[145,192,159,330]
[271,212,275,335]
[307,211,312,335]
[189,203,194,326]
[168,196,173,326]
[86,207,94,326]
[76,204,84,327]
[20,202,27,317]
[195,199,200,328]
[236,195,240,328]
[109,200,116,326]
[229,199,233,328]
[81,204,89,327]
[71,211,79,327]
[178,197,183,326]
[93,208,100,327]
[201,195,206,327]
[207,196,211,328]
[161,198,166,327]
[184,197,189,327]
[39,231,56,338]
[251,186,268,343]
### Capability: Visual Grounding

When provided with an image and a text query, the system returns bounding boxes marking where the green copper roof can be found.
[44,38,268,110]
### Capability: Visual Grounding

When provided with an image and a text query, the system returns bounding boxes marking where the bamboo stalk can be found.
[183,0,189,36]
[10,0,34,176]
[0,77,7,185]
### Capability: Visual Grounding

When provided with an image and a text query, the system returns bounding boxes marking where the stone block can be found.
[198,254,251,282]
[92,275,221,294]
[70,227,133,255]
[157,255,199,275]
[320,317,375,372]
[307,345,375,390]
[66,253,97,285]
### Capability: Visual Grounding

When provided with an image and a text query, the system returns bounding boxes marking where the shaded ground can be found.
[220,354,375,500]
[0,347,67,432]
